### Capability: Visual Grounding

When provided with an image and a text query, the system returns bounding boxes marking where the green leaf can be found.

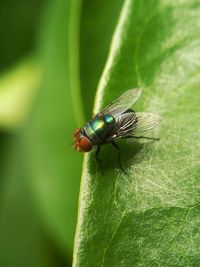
[80,0,123,119]
[73,0,200,266]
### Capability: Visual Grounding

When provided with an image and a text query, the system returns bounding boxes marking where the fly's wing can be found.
[108,112,160,141]
[94,88,142,118]
[133,112,160,135]
[107,112,137,141]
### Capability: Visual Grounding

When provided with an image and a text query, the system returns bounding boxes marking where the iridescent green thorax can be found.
[83,115,115,144]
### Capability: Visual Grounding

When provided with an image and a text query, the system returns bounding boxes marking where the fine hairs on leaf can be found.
[73,0,200,266]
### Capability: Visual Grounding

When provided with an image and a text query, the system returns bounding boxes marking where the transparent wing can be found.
[107,112,137,141]
[108,112,160,141]
[132,112,160,135]
[94,88,142,118]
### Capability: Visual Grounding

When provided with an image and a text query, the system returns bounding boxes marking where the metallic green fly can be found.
[74,88,160,173]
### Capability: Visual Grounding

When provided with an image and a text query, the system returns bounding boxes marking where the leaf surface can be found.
[73,0,200,266]
[80,0,123,119]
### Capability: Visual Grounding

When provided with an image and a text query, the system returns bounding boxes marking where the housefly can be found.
[73,88,160,173]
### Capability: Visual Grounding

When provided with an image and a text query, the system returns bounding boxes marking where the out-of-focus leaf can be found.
[0,59,41,129]
[0,0,46,70]
[73,0,200,266]
[0,137,51,267]
[80,0,123,119]
[24,0,84,254]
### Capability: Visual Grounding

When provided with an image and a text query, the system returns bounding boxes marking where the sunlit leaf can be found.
[73,0,200,265]
[80,0,123,119]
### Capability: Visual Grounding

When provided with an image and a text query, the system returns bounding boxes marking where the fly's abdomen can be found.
[83,115,115,145]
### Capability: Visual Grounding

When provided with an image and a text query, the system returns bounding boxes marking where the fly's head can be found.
[73,128,92,152]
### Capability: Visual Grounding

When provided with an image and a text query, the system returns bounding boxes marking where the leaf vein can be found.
[100,211,126,267]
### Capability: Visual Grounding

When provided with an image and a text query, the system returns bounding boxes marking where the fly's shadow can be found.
[88,138,158,175]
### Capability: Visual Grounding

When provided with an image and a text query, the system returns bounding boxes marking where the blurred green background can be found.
[0,0,123,266]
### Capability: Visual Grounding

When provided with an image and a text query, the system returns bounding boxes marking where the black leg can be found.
[124,136,159,141]
[111,141,126,174]
[95,146,104,175]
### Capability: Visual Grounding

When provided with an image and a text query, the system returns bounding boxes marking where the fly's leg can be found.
[111,141,126,174]
[95,146,104,175]
[125,136,159,141]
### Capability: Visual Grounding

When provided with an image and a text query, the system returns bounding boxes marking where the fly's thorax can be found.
[83,115,115,145]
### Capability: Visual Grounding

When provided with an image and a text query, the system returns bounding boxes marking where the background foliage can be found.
[1,0,200,266]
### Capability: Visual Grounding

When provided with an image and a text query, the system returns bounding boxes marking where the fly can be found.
[73,88,160,173]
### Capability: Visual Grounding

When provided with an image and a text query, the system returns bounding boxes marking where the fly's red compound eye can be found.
[79,137,92,152]
[73,128,92,152]
[73,128,80,150]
